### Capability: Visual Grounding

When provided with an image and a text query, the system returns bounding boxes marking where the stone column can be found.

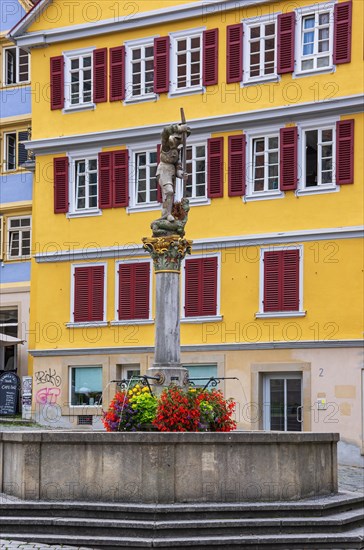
[142,236,192,392]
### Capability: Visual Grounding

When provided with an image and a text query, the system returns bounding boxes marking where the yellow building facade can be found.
[9,0,364,464]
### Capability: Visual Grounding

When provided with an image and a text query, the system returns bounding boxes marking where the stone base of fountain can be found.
[1,431,338,503]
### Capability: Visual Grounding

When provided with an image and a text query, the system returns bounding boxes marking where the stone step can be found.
[1,528,364,550]
[1,492,362,520]
[1,507,363,538]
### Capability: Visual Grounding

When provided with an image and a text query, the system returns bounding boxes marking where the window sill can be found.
[244,192,284,202]
[187,197,211,207]
[169,86,205,98]
[110,319,153,326]
[293,66,335,79]
[124,94,158,105]
[1,82,31,90]
[181,315,223,324]
[63,103,96,114]
[67,210,102,219]
[255,311,306,319]
[242,75,280,87]
[296,186,339,197]
[66,322,108,328]
[4,256,31,262]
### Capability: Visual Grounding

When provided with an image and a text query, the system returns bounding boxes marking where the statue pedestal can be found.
[142,235,192,393]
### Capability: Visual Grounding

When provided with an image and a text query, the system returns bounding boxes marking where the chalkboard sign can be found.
[0,372,20,415]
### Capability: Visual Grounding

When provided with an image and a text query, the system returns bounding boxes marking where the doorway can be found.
[263,373,302,431]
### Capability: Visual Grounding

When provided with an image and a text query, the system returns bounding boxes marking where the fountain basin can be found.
[0,431,338,503]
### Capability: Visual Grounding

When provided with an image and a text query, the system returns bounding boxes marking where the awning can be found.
[0,333,25,347]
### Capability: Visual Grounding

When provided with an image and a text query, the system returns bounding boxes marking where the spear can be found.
[180,107,188,197]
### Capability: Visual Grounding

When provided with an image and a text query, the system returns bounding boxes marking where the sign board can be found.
[22,376,33,420]
[0,372,20,415]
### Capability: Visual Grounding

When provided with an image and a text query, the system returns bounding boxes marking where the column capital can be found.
[142,236,192,273]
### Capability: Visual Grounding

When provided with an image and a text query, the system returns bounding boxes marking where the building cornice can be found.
[34,226,364,263]
[28,339,364,356]
[9,0,280,47]
[25,94,363,156]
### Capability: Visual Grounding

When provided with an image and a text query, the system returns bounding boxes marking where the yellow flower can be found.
[131,404,137,409]
[135,384,140,389]
[189,388,196,393]
[142,387,149,392]
[137,391,141,395]
[128,390,133,396]
[132,388,137,393]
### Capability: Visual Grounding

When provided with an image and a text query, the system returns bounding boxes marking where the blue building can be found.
[0,0,34,378]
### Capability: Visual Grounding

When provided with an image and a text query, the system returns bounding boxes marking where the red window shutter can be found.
[334,1,352,64]
[277,12,295,74]
[279,127,298,191]
[264,250,299,312]
[74,266,104,322]
[201,257,218,316]
[154,36,170,93]
[50,56,64,110]
[118,264,133,320]
[53,157,69,213]
[228,135,246,196]
[90,265,105,321]
[263,251,281,312]
[118,263,150,320]
[282,250,299,312]
[185,259,202,317]
[110,46,125,101]
[203,28,219,86]
[113,150,129,207]
[226,24,242,83]
[98,152,113,209]
[156,144,163,203]
[93,48,108,103]
[208,137,224,198]
[134,263,150,319]
[336,119,354,184]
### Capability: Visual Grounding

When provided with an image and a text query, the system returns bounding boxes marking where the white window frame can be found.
[297,117,339,196]
[2,129,29,172]
[69,364,103,408]
[67,262,108,327]
[294,3,335,77]
[256,245,305,318]
[63,47,95,112]
[181,253,223,323]
[170,27,205,97]
[0,216,3,260]
[124,37,158,103]
[111,259,154,325]
[3,46,30,86]
[129,146,160,212]
[181,142,208,203]
[6,216,32,261]
[245,126,284,202]
[263,373,303,431]
[243,13,279,85]
[67,150,101,218]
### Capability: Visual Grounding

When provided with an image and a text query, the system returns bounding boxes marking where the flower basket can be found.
[102,384,236,433]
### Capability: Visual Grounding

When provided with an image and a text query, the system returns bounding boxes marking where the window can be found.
[70,366,102,406]
[297,6,334,73]
[116,262,151,322]
[250,135,279,194]
[183,256,219,319]
[3,130,29,172]
[171,30,203,92]
[72,265,105,324]
[7,217,31,260]
[258,248,304,317]
[64,49,93,108]
[185,364,218,388]
[3,47,30,85]
[303,127,335,188]
[125,40,155,100]
[73,157,98,211]
[184,144,207,199]
[263,374,302,431]
[134,150,158,205]
[244,17,277,82]
[0,308,18,372]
